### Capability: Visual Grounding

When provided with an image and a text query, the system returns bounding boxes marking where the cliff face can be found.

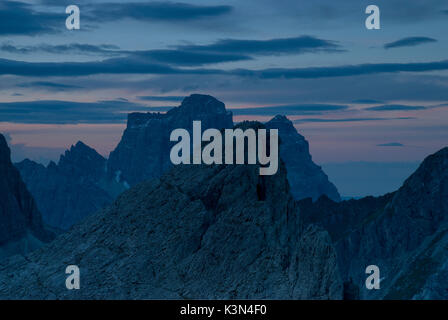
[300,147,448,299]
[0,134,54,259]
[266,115,340,201]
[0,139,342,299]
[107,94,233,186]
[16,142,125,230]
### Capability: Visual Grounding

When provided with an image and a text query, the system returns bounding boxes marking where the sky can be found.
[1,0,448,195]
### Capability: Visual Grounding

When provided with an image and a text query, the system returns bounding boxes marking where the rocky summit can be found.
[0,134,54,259]
[107,94,233,187]
[16,141,125,230]
[0,141,342,299]
[299,147,448,299]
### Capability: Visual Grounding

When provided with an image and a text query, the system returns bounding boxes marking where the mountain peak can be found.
[266,115,298,135]
[59,141,105,167]
[270,114,293,124]
[170,93,230,117]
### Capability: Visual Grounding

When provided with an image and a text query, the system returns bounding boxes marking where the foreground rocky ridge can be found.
[299,147,448,299]
[0,153,342,299]
[0,134,54,259]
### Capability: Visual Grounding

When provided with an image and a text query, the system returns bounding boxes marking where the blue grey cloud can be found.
[294,117,414,123]
[0,1,233,36]
[0,57,181,77]
[376,142,405,147]
[352,99,385,104]
[384,37,437,49]
[234,60,448,79]
[1,36,342,66]
[0,1,61,35]
[0,100,152,124]
[88,2,233,22]
[176,36,344,56]
[0,42,122,56]
[17,81,83,91]
[2,56,448,79]
[366,104,426,111]
[138,96,184,102]
[136,50,252,66]
[230,104,349,116]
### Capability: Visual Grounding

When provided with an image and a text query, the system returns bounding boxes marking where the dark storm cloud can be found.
[175,36,344,56]
[0,1,61,35]
[88,2,233,22]
[0,100,153,124]
[230,104,349,116]
[17,81,83,91]
[384,37,437,49]
[366,104,426,111]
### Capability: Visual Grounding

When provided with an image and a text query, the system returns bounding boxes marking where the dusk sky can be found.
[1,0,448,195]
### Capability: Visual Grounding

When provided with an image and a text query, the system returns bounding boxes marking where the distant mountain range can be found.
[16,94,339,230]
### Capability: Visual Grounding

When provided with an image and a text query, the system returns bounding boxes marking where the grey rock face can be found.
[15,94,340,231]
[0,134,54,259]
[0,155,342,299]
[107,94,233,186]
[16,142,125,230]
[266,115,340,202]
[299,147,448,299]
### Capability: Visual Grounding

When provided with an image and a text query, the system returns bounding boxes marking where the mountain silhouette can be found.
[0,134,54,259]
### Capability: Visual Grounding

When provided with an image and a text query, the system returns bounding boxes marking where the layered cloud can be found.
[384,37,437,49]
[294,117,414,123]
[175,36,343,55]
[17,81,83,91]
[1,35,343,66]
[87,1,233,22]
[0,100,152,124]
[2,57,448,78]
[0,1,61,35]
[230,104,349,116]
[376,142,405,147]
[366,104,426,111]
